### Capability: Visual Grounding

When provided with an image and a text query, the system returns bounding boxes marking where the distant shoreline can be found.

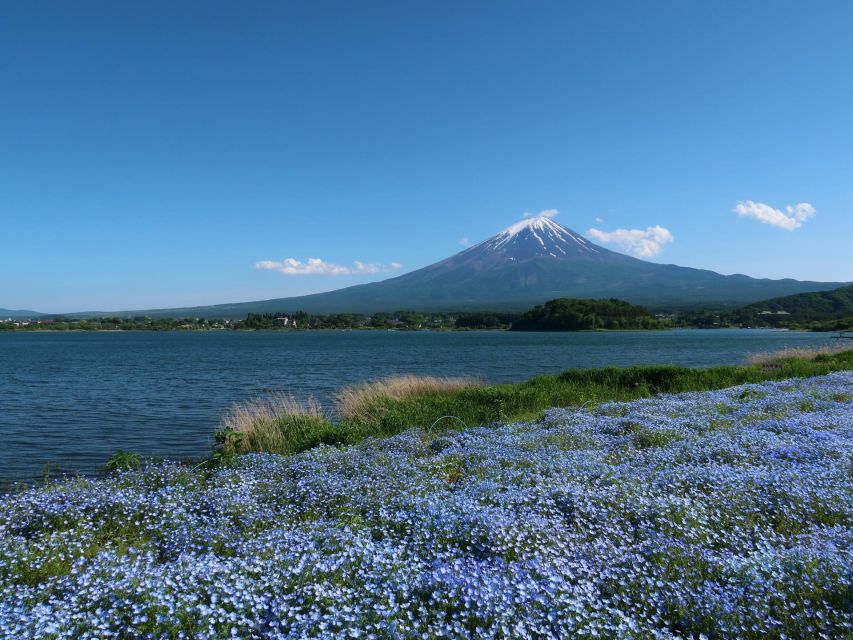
[1,326,827,335]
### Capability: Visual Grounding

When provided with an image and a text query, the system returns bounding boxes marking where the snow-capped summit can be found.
[477,215,600,260]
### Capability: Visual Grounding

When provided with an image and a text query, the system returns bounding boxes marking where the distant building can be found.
[273,316,290,327]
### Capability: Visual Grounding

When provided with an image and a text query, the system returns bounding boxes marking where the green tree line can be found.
[510,298,667,331]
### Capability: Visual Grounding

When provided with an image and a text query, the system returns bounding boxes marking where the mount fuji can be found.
[114,215,845,318]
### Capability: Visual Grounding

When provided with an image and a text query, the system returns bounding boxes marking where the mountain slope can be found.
[739,284,853,322]
[71,217,847,318]
[0,308,43,320]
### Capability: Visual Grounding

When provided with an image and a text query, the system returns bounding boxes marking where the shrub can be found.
[103,450,141,472]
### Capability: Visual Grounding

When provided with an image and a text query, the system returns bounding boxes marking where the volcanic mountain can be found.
[114,216,845,318]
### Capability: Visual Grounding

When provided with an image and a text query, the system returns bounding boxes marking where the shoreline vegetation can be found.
[0,299,663,333]
[214,346,853,462]
[5,289,853,333]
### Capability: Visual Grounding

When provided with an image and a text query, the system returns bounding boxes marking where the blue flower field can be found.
[1,373,851,639]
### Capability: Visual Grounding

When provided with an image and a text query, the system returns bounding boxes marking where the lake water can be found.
[0,329,838,484]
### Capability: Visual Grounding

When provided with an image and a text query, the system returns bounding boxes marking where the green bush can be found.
[103,450,142,472]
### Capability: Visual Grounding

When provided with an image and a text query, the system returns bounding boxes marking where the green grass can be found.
[215,348,853,459]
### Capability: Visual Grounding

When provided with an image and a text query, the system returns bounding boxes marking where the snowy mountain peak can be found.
[501,215,565,238]
[478,215,600,259]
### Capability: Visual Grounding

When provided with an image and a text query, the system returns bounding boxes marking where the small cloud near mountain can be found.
[522,208,559,219]
[458,237,471,247]
[256,258,402,276]
[585,225,674,258]
[733,200,815,230]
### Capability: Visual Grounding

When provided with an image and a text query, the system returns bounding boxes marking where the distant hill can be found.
[736,284,853,328]
[0,308,43,320]
[68,216,847,318]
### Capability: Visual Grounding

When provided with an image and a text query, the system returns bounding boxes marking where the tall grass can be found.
[219,393,337,455]
[216,348,853,459]
[746,343,850,365]
[335,375,481,424]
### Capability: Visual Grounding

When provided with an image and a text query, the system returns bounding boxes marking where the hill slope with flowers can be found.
[1,372,852,638]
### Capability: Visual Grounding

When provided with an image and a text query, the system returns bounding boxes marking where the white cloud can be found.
[255,258,402,276]
[459,237,471,247]
[586,225,674,258]
[595,216,604,223]
[522,208,559,219]
[733,200,815,230]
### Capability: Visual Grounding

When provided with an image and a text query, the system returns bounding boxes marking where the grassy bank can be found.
[5,372,852,637]
[216,346,853,459]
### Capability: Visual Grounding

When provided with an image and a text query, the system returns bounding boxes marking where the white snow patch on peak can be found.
[487,214,598,254]
[501,214,565,239]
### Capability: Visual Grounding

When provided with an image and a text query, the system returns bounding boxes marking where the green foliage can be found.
[454,312,520,329]
[240,310,509,331]
[632,429,683,449]
[742,284,853,322]
[212,427,243,466]
[214,415,344,463]
[511,298,668,331]
[676,284,853,330]
[227,349,853,457]
[0,316,233,331]
[11,288,852,333]
[249,413,344,454]
[103,450,141,472]
[808,317,853,332]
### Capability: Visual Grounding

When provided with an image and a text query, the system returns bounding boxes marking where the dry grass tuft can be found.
[746,344,851,366]
[335,375,482,423]
[220,393,330,454]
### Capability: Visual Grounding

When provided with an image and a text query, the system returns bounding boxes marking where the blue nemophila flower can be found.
[0,373,851,639]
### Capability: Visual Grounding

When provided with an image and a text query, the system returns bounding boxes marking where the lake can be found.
[0,329,837,484]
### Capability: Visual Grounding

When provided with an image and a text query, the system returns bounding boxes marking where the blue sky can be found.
[2,1,852,312]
